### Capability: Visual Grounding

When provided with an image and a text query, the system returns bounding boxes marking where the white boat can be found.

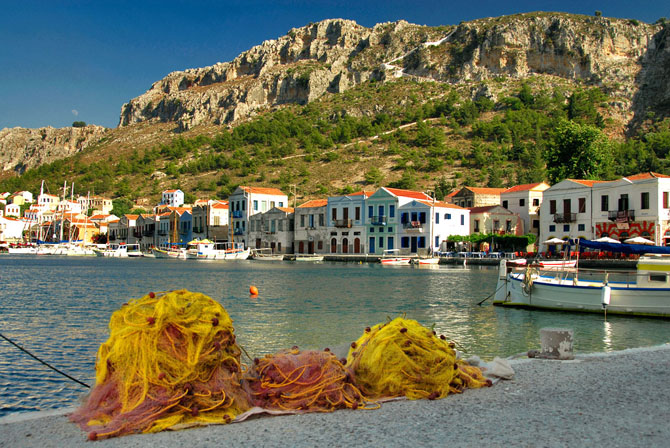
[8,244,37,254]
[185,239,217,259]
[414,256,440,265]
[380,249,411,265]
[507,258,577,269]
[251,248,284,261]
[152,245,188,259]
[94,243,143,258]
[493,254,670,317]
[295,253,325,262]
[212,242,250,260]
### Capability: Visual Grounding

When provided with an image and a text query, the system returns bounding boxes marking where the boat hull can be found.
[493,264,670,317]
[380,257,411,265]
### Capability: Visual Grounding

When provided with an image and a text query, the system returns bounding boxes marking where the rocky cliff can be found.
[0,125,107,174]
[119,13,668,132]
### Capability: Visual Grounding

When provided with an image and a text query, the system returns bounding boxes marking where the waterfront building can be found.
[135,214,157,251]
[469,205,523,236]
[4,203,21,218]
[169,208,192,244]
[77,195,113,215]
[37,193,59,212]
[592,172,670,245]
[327,192,371,254]
[0,215,26,242]
[500,182,550,238]
[192,200,229,241]
[89,214,117,236]
[248,207,295,254]
[539,179,604,250]
[448,186,506,208]
[365,188,432,255]
[228,186,288,247]
[294,199,328,254]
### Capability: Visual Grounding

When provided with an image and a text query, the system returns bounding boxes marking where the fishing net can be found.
[70,289,250,440]
[244,347,377,412]
[346,317,491,400]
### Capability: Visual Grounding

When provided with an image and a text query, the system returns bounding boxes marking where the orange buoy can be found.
[249,285,259,295]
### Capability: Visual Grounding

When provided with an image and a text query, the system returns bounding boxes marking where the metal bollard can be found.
[528,328,574,360]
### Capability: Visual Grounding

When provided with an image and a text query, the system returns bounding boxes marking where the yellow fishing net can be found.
[244,348,378,412]
[70,289,250,440]
[346,317,490,400]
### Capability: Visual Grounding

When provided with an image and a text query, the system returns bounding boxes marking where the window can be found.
[379,227,384,232]
[279,202,284,207]
[309,214,315,228]
[279,220,283,231]
[418,237,426,248]
[388,227,393,232]
[369,227,374,233]
[578,198,586,213]
[563,199,571,214]
[601,195,609,212]
[494,220,500,231]
[317,241,323,250]
[474,219,480,232]
[664,192,670,209]
[368,205,373,218]
[419,212,426,223]
[270,201,275,209]
[242,201,246,211]
[502,200,508,209]
[355,207,360,221]
[446,213,451,220]
[519,199,525,207]
[401,237,410,248]
[435,236,439,248]
[618,194,629,211]
[578,224,585,231]
[532,220,539,229]
[253,200,258,211]
[332,207,337,220]
[378,237,384,249]
[378,205,384,217]
[641,192,650,210]
[549,225,556,232]
[300,215,305,227]
[506,220,512,232]
[401,212,409,224]
[563,224,570,232]
[319,214,324,226]
[532,198,539,207]
[387,237,394,250]
[389,205,395,218]
[461,215,464,225]
[550,200,556,214]
[435,213,439,224]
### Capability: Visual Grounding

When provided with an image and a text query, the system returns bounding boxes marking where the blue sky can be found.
[1,1,668,130]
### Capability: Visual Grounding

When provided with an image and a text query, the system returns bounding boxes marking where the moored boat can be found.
[493,240,670,317]
[294,253,325,262]
[251,248,284,261]
[380,249,411,265]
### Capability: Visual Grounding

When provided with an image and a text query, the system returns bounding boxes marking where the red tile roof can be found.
[276,207,295,213]
[384,188,432,200]
[417,200,466,209]
[240,186,286,196]
[298,199,328,208]
[462,187,507,195]
[567,179,608,187]
[347,191,374,198]
[211,202,229,209]
[625,172,670,181]
[502,182,548,193]
[468,205,513,214]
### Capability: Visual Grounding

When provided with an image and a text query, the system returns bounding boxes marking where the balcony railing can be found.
[402,221,424,232]
[370,215,386,226]
[553,212,576,223]
[334,219,352,228]
[232,211,243,218]
[608,209,635,222]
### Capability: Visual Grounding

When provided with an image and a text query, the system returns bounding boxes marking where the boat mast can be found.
[59,181,67,243]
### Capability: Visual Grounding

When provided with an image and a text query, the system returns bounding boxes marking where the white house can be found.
[500,182,550,237]
[37,193,60,211]
[539,179,605,250]
[4,203,21,218]
[228,186,288,247]
[248,207,295,254]
[161,189,185,207]
[399,199,470,256]
[591,172,670,245]
[294,199,329,254]
[327,191,371,254]
[0,215,27,241]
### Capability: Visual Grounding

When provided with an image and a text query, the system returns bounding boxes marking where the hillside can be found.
[1,13,670,206]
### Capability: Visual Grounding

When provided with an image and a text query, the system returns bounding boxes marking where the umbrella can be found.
[624,236,655,245]
[543,237,567,245]
[594,236,621,244]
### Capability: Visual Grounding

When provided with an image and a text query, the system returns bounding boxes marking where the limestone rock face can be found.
[118,15,668,132]
[0,125,107,174]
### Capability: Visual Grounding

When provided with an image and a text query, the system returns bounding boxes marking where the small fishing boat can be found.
[152,245,187,259]
[251,248,284,261]
[380,249,411,265]
[94,243,143,258]
[414,256,440,265]
[493,239,670,317]
[294,253,325,262]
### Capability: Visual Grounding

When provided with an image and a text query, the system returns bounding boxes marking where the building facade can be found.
[500,182,550,237]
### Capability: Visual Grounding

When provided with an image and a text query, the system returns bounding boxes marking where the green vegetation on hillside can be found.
[2,78,670,204]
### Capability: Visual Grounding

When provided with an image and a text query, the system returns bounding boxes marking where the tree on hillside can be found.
[72,121,87,127]
[546,120,614,183]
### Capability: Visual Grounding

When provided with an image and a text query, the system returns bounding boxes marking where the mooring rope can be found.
[0,330,90,389]
[476,281,506,306]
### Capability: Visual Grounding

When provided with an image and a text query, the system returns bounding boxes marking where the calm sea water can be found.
[1,255,670,418]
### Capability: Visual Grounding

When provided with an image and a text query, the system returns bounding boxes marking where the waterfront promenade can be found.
[2,344,669,447]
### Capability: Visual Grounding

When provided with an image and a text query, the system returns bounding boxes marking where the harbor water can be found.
[1,255,670,418]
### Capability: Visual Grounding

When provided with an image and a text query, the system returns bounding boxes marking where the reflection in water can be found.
[2,256,670,417]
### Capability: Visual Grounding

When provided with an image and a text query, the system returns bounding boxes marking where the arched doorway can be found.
[331,238,337,253]
[342,238,349,254]
[354,238,360,253]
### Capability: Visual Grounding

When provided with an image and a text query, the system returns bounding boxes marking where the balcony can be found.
[608,209,635,222]
[334,219,352,228]
[553,213,576,223]
[143,230,154,237]
[232,211,243,218]
[370,215,386,226]
[402,221,424,232]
